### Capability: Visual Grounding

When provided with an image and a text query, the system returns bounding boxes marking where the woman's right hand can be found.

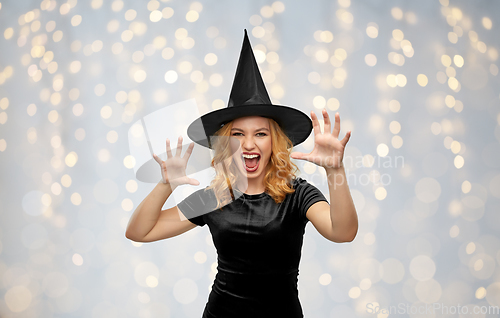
[153,136,200,189]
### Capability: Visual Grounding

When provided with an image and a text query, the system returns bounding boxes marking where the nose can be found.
[241,135,256,151]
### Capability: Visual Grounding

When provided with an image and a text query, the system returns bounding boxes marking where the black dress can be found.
[177,177,328,318]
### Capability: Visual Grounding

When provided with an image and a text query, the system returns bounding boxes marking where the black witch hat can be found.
[187,29,312,149]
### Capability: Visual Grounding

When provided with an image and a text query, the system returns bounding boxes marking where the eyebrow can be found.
[231,128,270,132]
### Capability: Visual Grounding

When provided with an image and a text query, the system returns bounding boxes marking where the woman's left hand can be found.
[291,109,351,170]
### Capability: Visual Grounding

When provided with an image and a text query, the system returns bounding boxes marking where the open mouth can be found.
[242,154,260,172]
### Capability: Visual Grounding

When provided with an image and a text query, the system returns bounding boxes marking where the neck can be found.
[237,174,266,195]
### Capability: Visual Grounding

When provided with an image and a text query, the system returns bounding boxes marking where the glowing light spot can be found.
[392,136,403,149]
[4,27,14,39]
[448,32,458,43]
[392,29,404,41]
[327,98,340,111]
[204,53,217,66]
[146,275,158,288]
[313,96,326,109]
[4,286,32,312]
[364,232,376,245]
[72,253,83,266]
[454,155,464,168]
[60,3,70,14]
[319,273,332,286]
[150,10,162,22]
[53,30,63,42]
[251,26,265,39]
[162,47,174,60]
[121,30,133,42]
[389,100,400,112]
[334,48,347,61]
[147,0,160,11]
[46,21,56,32]
[194,251,207,264]
[111,0,124,12]
[475,287,486,299]
[162,7,174,19]
[366,23,378,38]
[454,55,464,67]
[359,278,371,290]
[91,40,103,52]
[69,61,81,73]
[365,54,377,66]
[100,105,112,119]
[61,174,72,187]
[164,70,178,83]
[186,10,199,22]
[272,1,285,13]
[391,7,403,20]
[254,49,266,64]
[448,77,459,90]
[375,187,387,200]
[444,95,455,108]
[91,0,103,9]
[260,5,274,18]
[441,55,452,67]
[71,15,82,26]
[482,17,492,30]
[466,242,476,254]
[417,74,428,86]
[124,155,136,169]
[134,70,147,83]
[348,286,361,298]
[209,73,223,87]
[125,9,137,21]
[65,152,78,167]
[48,109,59,122]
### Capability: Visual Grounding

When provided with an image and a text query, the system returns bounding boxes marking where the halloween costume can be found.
[179,30,328,317]
[178,178,327,318]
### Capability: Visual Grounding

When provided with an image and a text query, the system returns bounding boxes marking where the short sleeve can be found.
[293,177,329,221]
[176,187,217,227]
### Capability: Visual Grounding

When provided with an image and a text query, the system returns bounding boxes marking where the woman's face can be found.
[230,116,272,183]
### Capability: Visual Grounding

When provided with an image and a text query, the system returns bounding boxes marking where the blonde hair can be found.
[206,117,299,209]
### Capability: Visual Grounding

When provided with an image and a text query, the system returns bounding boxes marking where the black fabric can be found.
[176,177,328,317]
[227,29,272,107]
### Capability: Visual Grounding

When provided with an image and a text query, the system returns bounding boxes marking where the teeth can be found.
[242,154,260,159]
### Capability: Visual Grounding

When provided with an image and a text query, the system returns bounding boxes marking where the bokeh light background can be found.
[1,0,500,317]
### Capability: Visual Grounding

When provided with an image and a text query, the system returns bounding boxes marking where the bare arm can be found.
[293,109,358,243]
[325,165,357,242]
[125,136,200,243]
[125,182,197,242]
[306,165,358,243]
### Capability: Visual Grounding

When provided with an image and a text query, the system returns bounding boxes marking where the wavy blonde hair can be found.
[205,117,299,209]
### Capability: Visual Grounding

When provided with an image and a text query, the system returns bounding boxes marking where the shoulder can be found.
[290,176,327,202]
[178,186,216,209]
[291,177,313,190]
[184,186,215,198]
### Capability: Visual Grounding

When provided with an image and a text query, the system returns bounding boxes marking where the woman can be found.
[125,30,358,317]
